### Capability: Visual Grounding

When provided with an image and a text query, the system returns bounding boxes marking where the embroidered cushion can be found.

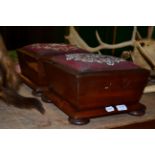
[49,53,139,73]
[21,43,87,57]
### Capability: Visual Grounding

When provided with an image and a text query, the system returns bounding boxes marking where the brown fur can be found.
[0,35,45,114]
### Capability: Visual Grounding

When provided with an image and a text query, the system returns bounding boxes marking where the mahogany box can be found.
[42,53,150,125]
[16,43,87,96]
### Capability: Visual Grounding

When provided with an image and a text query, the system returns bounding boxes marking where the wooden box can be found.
[43,53,150,125]
[16,43,87,96]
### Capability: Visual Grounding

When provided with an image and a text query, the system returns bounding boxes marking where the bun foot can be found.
[41,95,52,103]
[128,109,145,116]
[32,88,42,97]
[68,117,90,125]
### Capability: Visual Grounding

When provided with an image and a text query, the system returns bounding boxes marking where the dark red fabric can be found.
[50,53,139,73]
[22,43,88,56]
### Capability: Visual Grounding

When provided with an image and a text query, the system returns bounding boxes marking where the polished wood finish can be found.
[17,44,150,125]
[43,88,147,125]
[16,44,87,96]
[17,50,47,95]
[42,59,150,125]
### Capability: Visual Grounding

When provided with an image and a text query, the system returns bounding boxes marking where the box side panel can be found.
[17,51,47,86]
[77,70,149,110]
[43,62,78,107]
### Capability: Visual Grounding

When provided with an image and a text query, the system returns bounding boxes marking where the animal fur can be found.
[0,35,45,114]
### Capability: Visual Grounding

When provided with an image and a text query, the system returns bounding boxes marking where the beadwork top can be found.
[51,53,139,73]
[65,53,125,66]
[20,43,87,56]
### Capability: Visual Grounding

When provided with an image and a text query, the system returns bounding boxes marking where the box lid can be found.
[19,43,87,57]
[50,53,140,73]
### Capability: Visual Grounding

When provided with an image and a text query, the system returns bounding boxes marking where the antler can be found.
[95,26,137,49]
[65,26,137,52]
[65,26,95,52]
[144,85,155,93]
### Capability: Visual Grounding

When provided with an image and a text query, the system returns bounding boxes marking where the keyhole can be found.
[104,82,112,90]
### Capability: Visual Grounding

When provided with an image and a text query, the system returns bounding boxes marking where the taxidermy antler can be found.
[65,26,155,93]
[0,35,45,114]
[65,26,137,52]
